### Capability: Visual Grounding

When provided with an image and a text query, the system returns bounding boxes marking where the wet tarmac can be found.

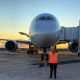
[0,51,80,80]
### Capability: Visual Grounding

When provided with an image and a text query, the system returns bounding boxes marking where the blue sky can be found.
[0,0,80,37]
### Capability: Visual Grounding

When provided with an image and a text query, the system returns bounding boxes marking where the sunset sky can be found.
[0,0,80,48]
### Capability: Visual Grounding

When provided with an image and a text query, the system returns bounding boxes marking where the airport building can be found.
[59,22,80,42]
[59,20,80,42]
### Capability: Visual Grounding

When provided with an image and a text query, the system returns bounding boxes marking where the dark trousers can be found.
[49,63,57,78]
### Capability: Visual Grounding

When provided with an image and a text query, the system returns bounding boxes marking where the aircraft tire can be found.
[78,53,80,57]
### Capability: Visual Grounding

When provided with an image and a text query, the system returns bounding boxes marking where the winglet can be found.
[19,32,29,37]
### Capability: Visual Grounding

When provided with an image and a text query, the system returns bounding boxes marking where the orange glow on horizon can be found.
[0,34,29,48]
[0,41,5,48]
[0,41,68,49]
[18,44,29,48]
[56,43,68,49]
[0,34,68,48]
[0,34,29,40]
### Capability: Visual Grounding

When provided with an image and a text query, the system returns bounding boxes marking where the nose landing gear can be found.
[40,48,49,67]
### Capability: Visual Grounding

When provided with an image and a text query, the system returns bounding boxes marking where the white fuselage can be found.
[29,13,61,48]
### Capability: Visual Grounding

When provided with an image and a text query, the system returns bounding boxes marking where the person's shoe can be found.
[54,76,56,79]
[49,75,52,78]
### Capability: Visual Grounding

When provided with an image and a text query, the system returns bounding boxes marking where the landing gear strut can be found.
[40,48,49,67]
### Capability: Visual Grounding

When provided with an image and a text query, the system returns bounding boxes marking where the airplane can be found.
[0,13,80,63]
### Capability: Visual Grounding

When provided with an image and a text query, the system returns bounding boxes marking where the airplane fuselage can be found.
[29,13,61,48]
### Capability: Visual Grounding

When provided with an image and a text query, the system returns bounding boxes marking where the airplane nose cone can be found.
[30,13,61,48]
[31,33,58,48]
[30,13,60,35]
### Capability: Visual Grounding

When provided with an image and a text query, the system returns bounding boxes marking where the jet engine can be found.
[69,41,78,53]
[5,40,18,52]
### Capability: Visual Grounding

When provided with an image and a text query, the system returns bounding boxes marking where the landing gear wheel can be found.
[78,53,80,56]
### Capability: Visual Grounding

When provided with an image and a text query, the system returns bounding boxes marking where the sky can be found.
[0,0,80,47]
[0,0,80,38]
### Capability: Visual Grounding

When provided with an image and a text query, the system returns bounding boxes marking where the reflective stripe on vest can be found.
[49,53,58,64]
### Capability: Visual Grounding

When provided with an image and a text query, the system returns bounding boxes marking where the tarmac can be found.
[0,51,80,80]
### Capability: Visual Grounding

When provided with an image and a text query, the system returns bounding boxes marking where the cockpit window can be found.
[39,17,46,20]
[47,16,53,20]
[38,16,54,21]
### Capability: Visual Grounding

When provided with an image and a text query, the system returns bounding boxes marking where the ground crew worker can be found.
[49,48,58,79]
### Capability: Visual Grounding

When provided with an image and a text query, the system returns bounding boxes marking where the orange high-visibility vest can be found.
[49,53,58,64]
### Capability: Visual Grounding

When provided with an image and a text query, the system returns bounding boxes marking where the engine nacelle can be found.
[5,40,18,52]
[69,41,78,53]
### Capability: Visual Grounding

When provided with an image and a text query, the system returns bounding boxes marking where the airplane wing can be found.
[0,32,32,44]
[0,39,10,41]
[0,39,33,45]
[0,37,34,52]
[16,40,33,45]
[19,32,30,37]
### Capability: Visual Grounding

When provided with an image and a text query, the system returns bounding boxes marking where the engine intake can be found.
[5,40,18,52]
[69,41,78,53]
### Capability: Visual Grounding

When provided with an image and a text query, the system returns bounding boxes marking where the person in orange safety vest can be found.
[49,48,58,79]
